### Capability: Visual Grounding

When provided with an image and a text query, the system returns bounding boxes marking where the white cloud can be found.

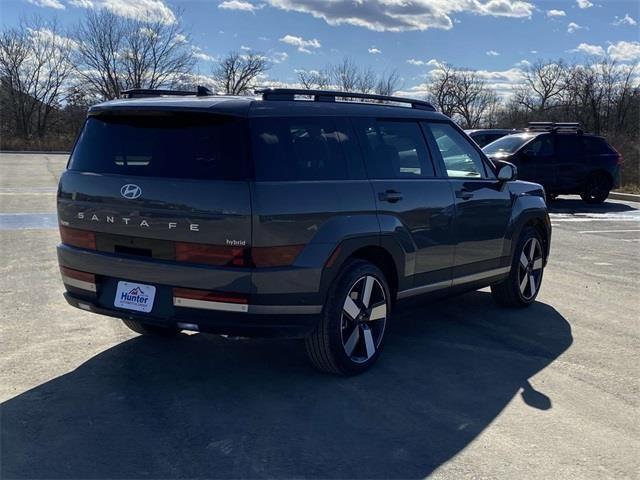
[218,1,263,13]
[515,59,531,67]
[547,9,566,17]
[192,46,216,62]
[576,0,593,8]
[174,33,187,43]
[607,41,640,62]
[613,14,637,27]
[279,34,321,53]
[69,0,176,24]
[268,51,288,63]
[266,0,534,32]
[368,47,381,54]
[27,0,65,9]
[406,58,439,67]
[486,50,500,56]
[570,42,605,56]
[567,22,585,33]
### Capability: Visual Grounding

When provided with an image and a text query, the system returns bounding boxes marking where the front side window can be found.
[523,136,554,157]
[425,122,486,178]
[251,117,348,181]
[354,119,434,179]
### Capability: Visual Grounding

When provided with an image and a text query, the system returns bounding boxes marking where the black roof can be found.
[89,88,448,121]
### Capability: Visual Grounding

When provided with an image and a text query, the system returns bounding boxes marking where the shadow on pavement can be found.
[548,196,637,214]
[1,291,572,479]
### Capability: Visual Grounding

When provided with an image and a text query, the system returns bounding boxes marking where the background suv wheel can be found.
[305,259,391,375]
[491,226,545,308]
[581,172,611,204]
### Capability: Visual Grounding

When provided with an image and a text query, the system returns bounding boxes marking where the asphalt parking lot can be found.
[1,152,638,479]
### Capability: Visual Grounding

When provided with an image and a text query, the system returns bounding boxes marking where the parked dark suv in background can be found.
[465,128,521,148]
[483,122,622,203]
[57,88,551,375]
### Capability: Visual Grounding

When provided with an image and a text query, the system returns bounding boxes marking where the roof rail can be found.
[255,88,436,111]
[526,122,584,134]
[121,85,213,99]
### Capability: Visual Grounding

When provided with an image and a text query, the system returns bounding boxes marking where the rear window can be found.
[581,136,614,154]
[69,113,249,180]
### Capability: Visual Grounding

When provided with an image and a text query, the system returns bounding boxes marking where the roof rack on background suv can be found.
[255,88,437,111]
[121,85,213,99]
[526,122,584,134]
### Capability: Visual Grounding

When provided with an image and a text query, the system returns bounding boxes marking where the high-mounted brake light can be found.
[60,226,96,250]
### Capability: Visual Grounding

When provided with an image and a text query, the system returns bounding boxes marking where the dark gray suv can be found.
[57,88,551,375]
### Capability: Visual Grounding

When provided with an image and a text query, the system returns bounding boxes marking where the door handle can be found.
[456,189,474,200]
[379,190,403,203]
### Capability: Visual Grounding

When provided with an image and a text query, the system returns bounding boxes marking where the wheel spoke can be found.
[361,325,376,360]
[362,276,374,308]
[519,273,529,294]
[343,326,360,357]
[529,239,537,261]
[520,252,529,268]
[529,274,537,296]
[533,258,543,270]
[368,301,387,321]
[343,296,361,320]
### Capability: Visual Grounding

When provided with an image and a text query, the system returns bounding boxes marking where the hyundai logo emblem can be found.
[120,184,142,200]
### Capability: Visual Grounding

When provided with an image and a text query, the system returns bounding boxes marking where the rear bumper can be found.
[58,244,322,338]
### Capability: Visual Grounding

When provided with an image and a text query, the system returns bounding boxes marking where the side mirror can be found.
[497,162,517,181]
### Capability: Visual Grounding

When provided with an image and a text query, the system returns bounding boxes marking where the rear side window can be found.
[251,117,351,181]
[353,119,434,179]
[69,113,249,180]
[581,136,614,154]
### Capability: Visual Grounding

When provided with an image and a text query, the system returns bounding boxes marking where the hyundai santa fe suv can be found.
[483,122,622,203]
[57,88,551,375]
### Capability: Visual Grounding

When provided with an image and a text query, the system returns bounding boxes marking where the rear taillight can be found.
[60,266,96,292]
[611,146,624,164]
[175,242,303,268]
[60,226,96,250]
[175,242,249,267]
[251,245,304,268]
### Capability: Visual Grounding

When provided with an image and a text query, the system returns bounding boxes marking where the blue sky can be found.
[1,0,638,96]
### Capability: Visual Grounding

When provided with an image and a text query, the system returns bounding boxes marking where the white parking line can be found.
[578,229,640,234]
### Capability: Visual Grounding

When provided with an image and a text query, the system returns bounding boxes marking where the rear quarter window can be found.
[69,113,250,180]
[250,117,354,181]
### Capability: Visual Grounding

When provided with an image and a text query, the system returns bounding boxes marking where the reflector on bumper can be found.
[60,266,97,292]
[172,287,249,313]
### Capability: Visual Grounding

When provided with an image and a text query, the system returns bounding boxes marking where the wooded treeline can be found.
[1,13,638,187]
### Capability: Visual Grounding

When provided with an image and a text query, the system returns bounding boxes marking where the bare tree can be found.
[329,57,359,92]
[212,51,269,95]
[514,60,570,112]
[297,69,331,90]
[425,63,458,118]
[355,66,376,93]
[0,16,74,139]
[73,9,194,100]
[375,70,401,96]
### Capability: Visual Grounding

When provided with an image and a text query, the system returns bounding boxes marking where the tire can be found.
[121,318,179,336]
[491,226,545,308]
[305,260,391,375]
[580,172,611,204]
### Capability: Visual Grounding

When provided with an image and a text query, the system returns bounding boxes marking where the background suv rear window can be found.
[68,113,249,180]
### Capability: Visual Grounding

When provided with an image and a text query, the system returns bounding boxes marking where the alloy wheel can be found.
[340,275,387,364]
[518,238,543,300]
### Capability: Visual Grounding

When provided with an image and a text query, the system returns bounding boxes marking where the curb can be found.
[610,192,640,203]
[0,151,70,155]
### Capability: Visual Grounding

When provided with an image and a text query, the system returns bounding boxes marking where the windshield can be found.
[482,134,536,155]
